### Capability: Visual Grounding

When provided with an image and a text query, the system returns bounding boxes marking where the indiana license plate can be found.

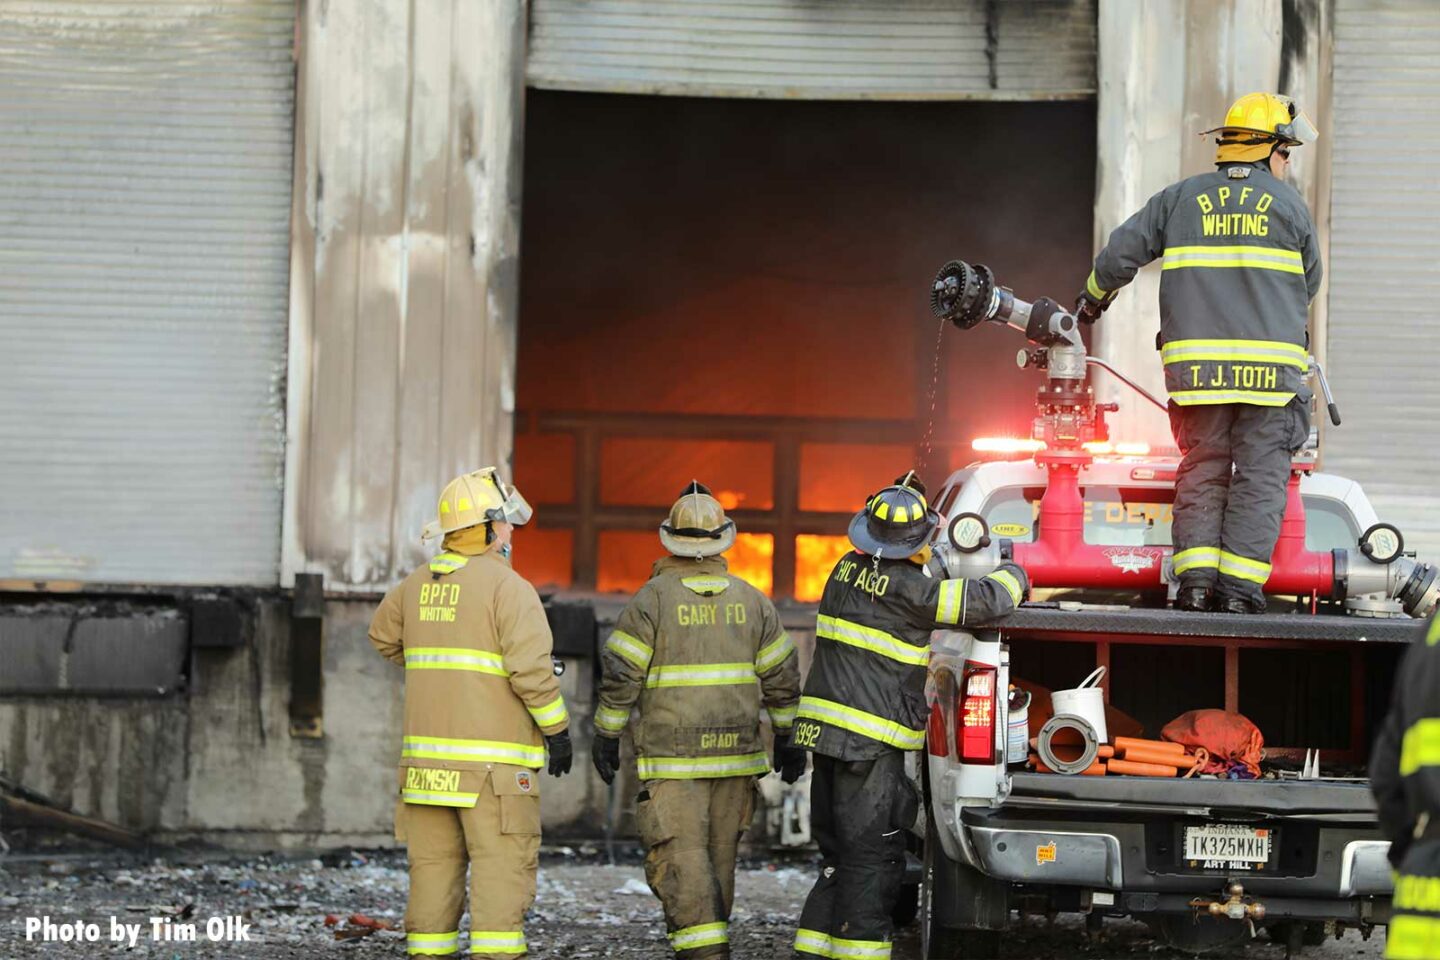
[1184,824,1272,868]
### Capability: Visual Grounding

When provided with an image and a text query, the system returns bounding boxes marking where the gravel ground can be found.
[0,847,1385,958]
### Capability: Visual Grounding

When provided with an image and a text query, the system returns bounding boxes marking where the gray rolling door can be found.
[0,1,296,585]
[1326,0,1440,560]
[528,0,1096,100]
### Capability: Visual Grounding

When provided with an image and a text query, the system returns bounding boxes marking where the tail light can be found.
[927,703,950,757]
[957,663,997,764]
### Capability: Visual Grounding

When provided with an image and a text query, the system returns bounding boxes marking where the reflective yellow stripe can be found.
[645,662,757,688]
[1386,913,1440,960]
[468,931,526,955]
[1164,259,1304,275]
[816,614,928,667]
[527,695,568,728]
[1086,269,1108,300]
[1170,389,1293,406]
[1218,550,1272,585]
[1173,547,1221,574]
[403,736,546,768]
[756,632,796,673]
[405,647,508,676]
[984,569,1023,606]
[669,921,729,950]
[795,928,892,959]
[1161,337,1309,370]
[408,930,460,956]
[636,752,770,780]
[797,696,925,751]
[1428,618,1440,647]
[1395,874,1440,913]
[1165,244,1304,259]
[402,789,480,807]
[428,552,469,574]
[768,703,798,729]
[936,579,964,626]
[1162,244,1305,275]
[594,704,631,735]
[681,575,730,595]
[1400,718,1440,776]
[605,630,653,670]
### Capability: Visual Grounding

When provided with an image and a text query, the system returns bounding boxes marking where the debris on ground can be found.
[0,846,1384,957]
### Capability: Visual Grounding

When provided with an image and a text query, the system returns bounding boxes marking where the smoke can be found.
[515,91,1097,591]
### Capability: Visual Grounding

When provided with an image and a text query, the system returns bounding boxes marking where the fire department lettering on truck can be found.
[676,603,749,626]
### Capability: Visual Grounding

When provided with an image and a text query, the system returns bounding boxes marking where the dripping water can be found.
[916,316,948,473]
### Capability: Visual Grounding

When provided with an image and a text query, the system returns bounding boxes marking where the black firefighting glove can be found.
[997,561,1031,604]
[591,734,620,785]
[1074,288,1114,325]
[773,731,808,785]
[545,731,573,777]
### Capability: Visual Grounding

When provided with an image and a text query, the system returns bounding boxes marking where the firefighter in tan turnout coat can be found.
[370,468,572,958]
[592,482,804,959]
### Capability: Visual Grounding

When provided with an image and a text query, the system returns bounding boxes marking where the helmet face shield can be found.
[492,479,533,526]
[1277,106,1318,145]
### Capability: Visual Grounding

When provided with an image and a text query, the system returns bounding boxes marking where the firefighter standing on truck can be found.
[592,481,803,960]
[1075,92,1323,615]
[1372,612,1440,960]
[369,468,572,959]
[792,474,1028,960]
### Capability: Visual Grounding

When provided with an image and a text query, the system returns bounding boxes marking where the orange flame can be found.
[728,533,774,595]
[794,534,853,602]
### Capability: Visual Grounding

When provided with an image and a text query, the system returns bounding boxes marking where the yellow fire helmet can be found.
[420,467,533,541]
[659,481,736,559]
[1203,92,1319,164]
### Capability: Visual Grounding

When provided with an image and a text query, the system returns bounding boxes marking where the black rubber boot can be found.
[1175,586,1212,612]
[1215,595,1264,615]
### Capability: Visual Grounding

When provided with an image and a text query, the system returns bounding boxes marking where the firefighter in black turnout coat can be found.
[1372,613,1440,960]
[1076,93,1323,615]
[792,475,1028,960]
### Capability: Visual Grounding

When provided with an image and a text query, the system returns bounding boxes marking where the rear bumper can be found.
[957,804,1392,918]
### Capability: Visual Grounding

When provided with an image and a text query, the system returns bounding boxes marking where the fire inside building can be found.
[512,92,1093,603]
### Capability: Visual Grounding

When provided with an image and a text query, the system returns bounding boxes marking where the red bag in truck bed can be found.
[1161,709,1264,777]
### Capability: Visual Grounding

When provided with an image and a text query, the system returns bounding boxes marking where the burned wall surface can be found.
[513,92,1098,597]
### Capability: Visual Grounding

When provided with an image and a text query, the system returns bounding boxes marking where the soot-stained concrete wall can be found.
[0,599,604,848]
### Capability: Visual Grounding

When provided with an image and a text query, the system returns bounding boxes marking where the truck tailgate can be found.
[1009,772,1376,817]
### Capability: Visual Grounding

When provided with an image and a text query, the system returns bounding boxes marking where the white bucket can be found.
[1006,687,1030,765]
[1051,666,1107,744]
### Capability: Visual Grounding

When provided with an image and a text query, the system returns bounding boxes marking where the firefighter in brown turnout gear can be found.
[369,468,572,958]
[1076,93,1323,615]
[793,475,1028,960]
[1372,612,1440,959]
[592,481,802,959]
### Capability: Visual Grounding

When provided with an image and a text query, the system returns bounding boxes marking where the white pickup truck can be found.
[916,453,1419,958]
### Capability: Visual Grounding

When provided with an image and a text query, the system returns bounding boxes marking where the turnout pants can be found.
[1388,841,1440,959]
[1169,398,1310,606]
[795,750,919,960]
[397,767,542,957]
[637,776,758,959]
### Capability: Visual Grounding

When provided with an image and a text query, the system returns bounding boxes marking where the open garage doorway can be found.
[513,91,1095,604]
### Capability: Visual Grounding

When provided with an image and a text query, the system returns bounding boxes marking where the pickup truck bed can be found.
[1002,605,1418,644]
[1008,771,1376,816]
